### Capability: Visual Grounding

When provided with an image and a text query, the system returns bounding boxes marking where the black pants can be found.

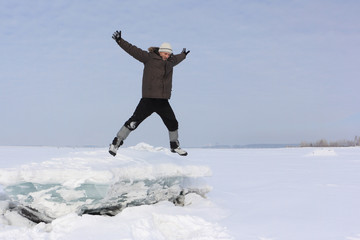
[124,98,178,131]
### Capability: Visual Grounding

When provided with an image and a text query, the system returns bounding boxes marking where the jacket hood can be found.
[148,47,160,54]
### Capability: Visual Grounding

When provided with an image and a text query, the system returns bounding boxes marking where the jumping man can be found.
[109,30,190,156]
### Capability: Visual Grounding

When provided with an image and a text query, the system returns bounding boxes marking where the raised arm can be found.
[112,30,150,63]
[170,48,190,67]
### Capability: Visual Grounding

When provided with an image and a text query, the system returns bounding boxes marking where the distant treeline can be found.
[203,144,298,149]
[300,136,360,147]
[203,137,360,149]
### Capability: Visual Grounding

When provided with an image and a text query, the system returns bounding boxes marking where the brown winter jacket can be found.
[116,38,186,99]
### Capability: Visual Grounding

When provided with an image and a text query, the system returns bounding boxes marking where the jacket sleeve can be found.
[116,38,150,63]
[170,52,186,67]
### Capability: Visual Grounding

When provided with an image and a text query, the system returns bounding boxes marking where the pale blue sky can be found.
[1,0,359,147]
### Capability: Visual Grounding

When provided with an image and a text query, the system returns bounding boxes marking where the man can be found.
[109,30,190,156]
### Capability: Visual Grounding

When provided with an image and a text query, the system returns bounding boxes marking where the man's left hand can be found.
[182,48,190,55]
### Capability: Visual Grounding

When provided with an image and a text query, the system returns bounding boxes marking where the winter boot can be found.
[109,137,123,156]
[170,141,188,156]
[109,126,132,156]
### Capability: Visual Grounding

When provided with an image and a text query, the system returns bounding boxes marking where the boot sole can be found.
[171,149,188,156]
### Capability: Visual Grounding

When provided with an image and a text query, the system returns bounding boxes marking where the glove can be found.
[112,30,121,42]
[182,48,190,56]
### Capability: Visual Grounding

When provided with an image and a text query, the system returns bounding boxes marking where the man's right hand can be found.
[112,30,121,42]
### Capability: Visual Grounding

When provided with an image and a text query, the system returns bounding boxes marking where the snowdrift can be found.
[0,143,211,225]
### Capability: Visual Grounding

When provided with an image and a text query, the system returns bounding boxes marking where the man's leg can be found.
[157,100,188,156]
[109,98,154,156]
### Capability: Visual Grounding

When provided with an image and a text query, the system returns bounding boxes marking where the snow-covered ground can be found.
[0,144,360,240]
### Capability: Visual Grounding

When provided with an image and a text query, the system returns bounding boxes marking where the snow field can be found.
[1,144,360,239]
